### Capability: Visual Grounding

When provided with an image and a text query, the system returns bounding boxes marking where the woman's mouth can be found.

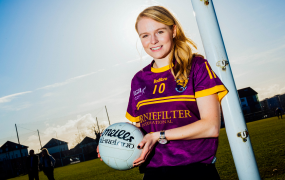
[150,45,162,51]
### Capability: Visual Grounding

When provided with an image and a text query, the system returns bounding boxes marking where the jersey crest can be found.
[175,79,188,93]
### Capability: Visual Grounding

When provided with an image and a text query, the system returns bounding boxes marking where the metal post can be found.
[96,117,100,132]
[37,130,42,149]
[105,106,111,125]
[15,124,25,174]
[191,1,261,179]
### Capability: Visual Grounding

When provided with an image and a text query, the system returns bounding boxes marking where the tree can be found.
[70,119,106,148]
[91,123,106,144]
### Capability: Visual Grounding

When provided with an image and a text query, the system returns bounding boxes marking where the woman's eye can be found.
[142,35,148,38]
[158,31,164,34]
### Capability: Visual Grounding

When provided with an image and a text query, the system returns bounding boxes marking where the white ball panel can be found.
[99,122,144,171]
[99,145,133,160]
[132,129,144,142]
[126,145,143,167]
[115,159,131,170]
[104,157,118,170]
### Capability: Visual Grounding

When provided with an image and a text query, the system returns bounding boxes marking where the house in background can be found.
[238,87,262,115]
[41,138,68,155]
[266,95,283,110]
[279,93,285,110]
[73,136,97,149]
[0,141,29,161]
[70,136,98,161]
[260,94,285,112]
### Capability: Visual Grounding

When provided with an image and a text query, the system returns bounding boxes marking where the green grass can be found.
[10,116,285,180]
[216,116,285,180]
[10,160,144,180]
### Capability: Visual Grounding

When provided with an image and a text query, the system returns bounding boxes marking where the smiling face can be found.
[137,17,176,62]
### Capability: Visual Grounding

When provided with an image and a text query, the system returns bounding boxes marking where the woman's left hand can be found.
[133,132,159,167]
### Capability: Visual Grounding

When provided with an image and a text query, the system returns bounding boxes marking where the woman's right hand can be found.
[133,132,159,167]
[96,145,102,161]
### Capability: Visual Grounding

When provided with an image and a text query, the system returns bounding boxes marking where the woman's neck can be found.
[153,54,171,68]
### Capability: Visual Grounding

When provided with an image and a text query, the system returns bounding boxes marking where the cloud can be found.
[0,91,32,104]
[78,87,129,109]
[43,93,54,97]
[25,113,109,150]
[1,102,32,111]
[234,72,248,78]
[255,84,285,100]
[231,44,285,65]
[126,55,150,63]
[37,71,98,90]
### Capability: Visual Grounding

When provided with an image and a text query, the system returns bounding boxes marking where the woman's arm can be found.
[164,93,220,140]
[133,94,221,166]
[50,156,56,167]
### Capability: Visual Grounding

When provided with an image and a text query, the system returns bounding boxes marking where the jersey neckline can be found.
[151,63,174,73]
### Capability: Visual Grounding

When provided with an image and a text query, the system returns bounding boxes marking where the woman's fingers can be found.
[96,145,102,161]
[96,145,100,156]
[133,133,158,166]
[133,147,152,166]
[133,143,152,165]
[137,138,147,150]
[133,139,147,163]
[133,160,145,167]
[133,150,147,164]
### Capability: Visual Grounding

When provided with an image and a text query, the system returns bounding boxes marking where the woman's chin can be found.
[148,53,168,60]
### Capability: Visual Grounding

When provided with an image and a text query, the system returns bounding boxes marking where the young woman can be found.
[40,148,56,180]
[99,6,228,180]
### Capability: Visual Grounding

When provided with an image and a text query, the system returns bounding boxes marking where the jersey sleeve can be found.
[125,80,140,123]
[194,60,228,102]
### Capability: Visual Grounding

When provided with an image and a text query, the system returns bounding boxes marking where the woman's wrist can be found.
[150,131,160,141]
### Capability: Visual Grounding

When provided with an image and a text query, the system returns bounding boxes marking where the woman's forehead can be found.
[137,17,170,34]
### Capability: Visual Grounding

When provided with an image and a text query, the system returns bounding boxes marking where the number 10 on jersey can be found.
[153,83,165,94]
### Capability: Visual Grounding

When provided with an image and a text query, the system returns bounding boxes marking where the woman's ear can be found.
[173,25,177,38]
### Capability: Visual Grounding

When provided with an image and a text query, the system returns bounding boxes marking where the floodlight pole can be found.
[96,117,100,132]
[37,129,42,149]
[191,0,261,179]
[105,106,111,125]
[15,124,25,174]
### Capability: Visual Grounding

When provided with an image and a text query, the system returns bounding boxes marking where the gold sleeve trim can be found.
[195,85,228,102]
[205,62,213,79]
[125,112,140,123]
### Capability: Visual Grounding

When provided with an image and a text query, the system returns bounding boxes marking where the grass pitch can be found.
[216,116,285,180]
[10,116,285,180]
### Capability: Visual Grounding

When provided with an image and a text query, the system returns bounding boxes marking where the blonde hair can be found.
[41,148,51,157]
[135,6,202,81]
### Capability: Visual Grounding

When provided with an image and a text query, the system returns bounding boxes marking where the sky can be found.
[0,0,285,152]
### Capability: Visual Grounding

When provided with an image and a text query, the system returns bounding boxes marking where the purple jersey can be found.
[126,56,228,168]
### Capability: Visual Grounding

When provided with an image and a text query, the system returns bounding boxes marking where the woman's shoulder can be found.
[131,62,152,84]
[191,54,207,67]
[191,54,209,73]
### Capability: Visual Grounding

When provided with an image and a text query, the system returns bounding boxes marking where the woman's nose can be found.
[150,35,158,44]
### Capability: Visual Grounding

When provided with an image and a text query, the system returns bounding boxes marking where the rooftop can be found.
[41,138,68,149]
[0,141,28,153]
[238,87,258,98]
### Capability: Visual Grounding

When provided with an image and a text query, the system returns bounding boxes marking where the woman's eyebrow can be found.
[139,27,168,36]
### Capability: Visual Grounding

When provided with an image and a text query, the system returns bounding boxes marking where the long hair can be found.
[41,148,51,157]
[135,6,202,81]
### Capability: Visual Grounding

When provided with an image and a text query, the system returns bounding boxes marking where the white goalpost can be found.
[191,0,261,179]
